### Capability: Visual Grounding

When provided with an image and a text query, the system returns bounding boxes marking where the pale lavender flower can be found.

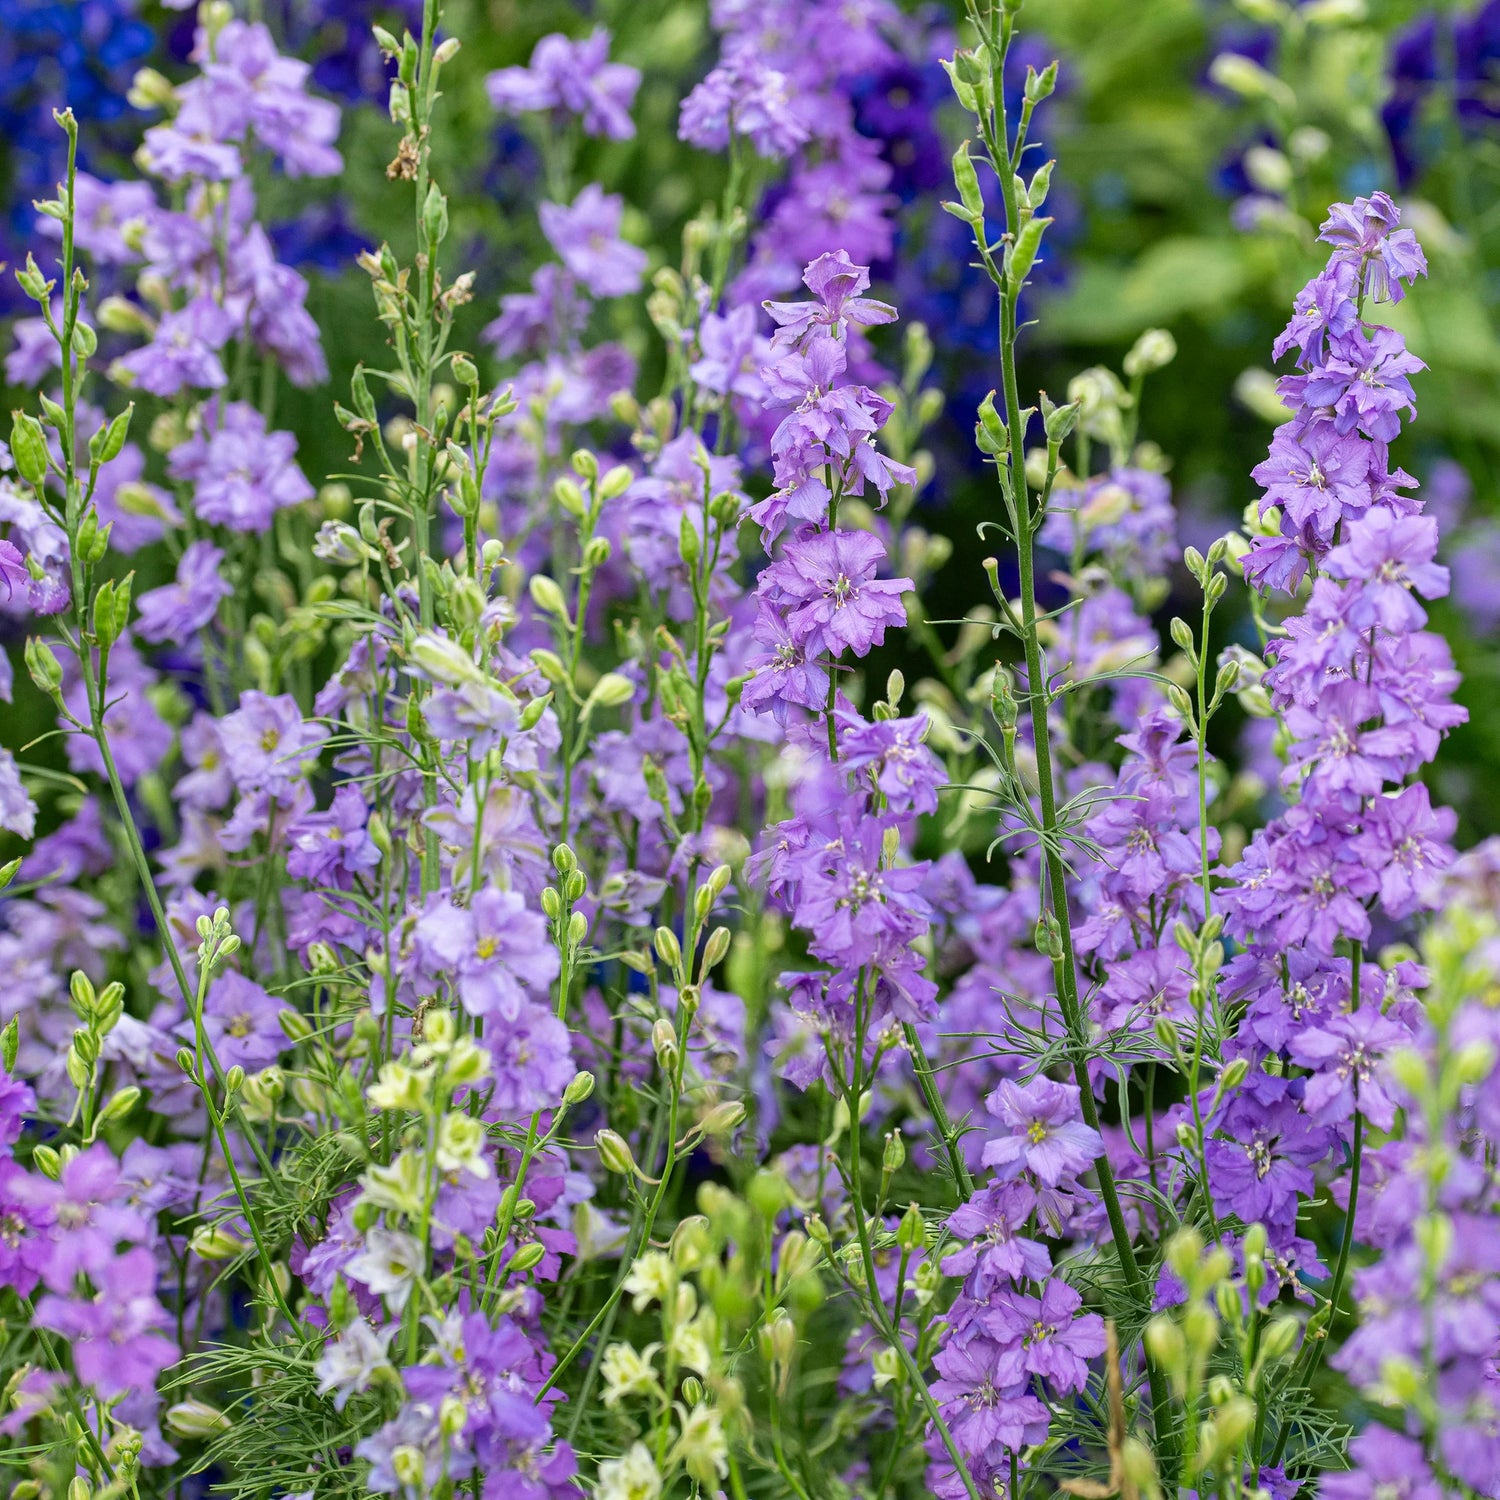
[134,540,231,644]
[538,185,646,299]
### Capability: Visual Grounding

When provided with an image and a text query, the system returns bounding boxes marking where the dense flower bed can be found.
[1,3,1498,1500]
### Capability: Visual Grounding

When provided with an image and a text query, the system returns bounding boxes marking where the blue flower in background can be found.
[0,0,154,316]
[1385,2,1500,187]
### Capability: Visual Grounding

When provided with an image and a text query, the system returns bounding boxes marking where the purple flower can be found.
[981,1077,1104,1187]
[1321,1426,1443,1500]
[0,1061,34,1148]
[0,748,37,840]
[1325,509,1449,632]
[218,691,328,798]
[1273,262,1361,363]
[409,888,559,1020]
[981,1279,1107,1393]
[1206,1076,1333,1235]
[486,29,640,141]
[118,297,234,397]
[763,250,897,354]
[1252,418,1372,538]
[167,402,314,533]
[838,712,946,815]
[942,1182,1050,1294]
[1349,784,1455,920]
[183,969,284,1073]
[690,304,771,400]
[33,1247,176,1399]
[285,786,381,886]
[1318,192,1428,304]
[757,529,911,659]
[792,814,932,971]
[484,1003,575,1114]
[1289,1005,1410,1130]
[17,1144,149,1291]
[1299,327,1425,443]
[740,608,830,724]
[930,1330,1050,1455]
[134,540,232,644]
[0,1160,52,1296]
[679,55,811,159]
[538,185,646,299]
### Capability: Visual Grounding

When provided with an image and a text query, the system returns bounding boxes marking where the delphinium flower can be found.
[487,28,641,142]
[681,0,905,301]
[1218,196,1462,1373]
[932,1074,1108,1491]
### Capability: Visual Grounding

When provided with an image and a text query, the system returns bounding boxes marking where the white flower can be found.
[346,1227,424,1311]
[668,1315,713,1376]
[314,1318,394,1410]
[595,1442,661,1500]
[435,1112,490,1177]
[670,1402,728,1486]
[622,1250,676,1311]
[600,1341,661,1407]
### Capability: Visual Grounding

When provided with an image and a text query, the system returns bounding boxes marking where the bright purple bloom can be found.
[285,786,381,886]
[838,712,946,815]
[33,1246,176,1399]
[981,1077,1103,1187]
[981,1279,1107,1393]
[16,1144,149,1291]
[941,1183,1050,1294]
[1349,784,1456,920]
[409,888,559,1020]
[763,250,897,354]
[217,691,329,798]
[1273,262,1361,363]
[679,54,811,159]
[1299,327,1426,443]
[1325,508,1449,632]
[0,748,36,840]
[930,1331,1050,1456]
[757,529,911,659]
[118,297,234,397]
[1321,1426,1443,1500]
[1290,1005,1410,1130]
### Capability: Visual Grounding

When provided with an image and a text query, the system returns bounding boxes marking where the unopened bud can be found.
[595,1128,637,1176]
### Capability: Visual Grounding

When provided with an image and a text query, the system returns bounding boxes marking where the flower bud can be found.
[700,926,732,973]
[1124,328,1178,378]
[1258,1314,1300,1362]
[896,1202,925,1253]
[191,1224,247,1261]
[1144,1316,1186,1385]
[165,1400,232,1439]
[699,1100,746,1137]
[563,1070,595,1106]
[882,1129,906,1176]
[528,573,569,619]
[508,1241,547,1274]
[596,1129,637,1176]
[654,926,682,971]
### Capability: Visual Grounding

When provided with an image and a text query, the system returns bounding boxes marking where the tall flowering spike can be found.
[1220,194,1462,1292]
